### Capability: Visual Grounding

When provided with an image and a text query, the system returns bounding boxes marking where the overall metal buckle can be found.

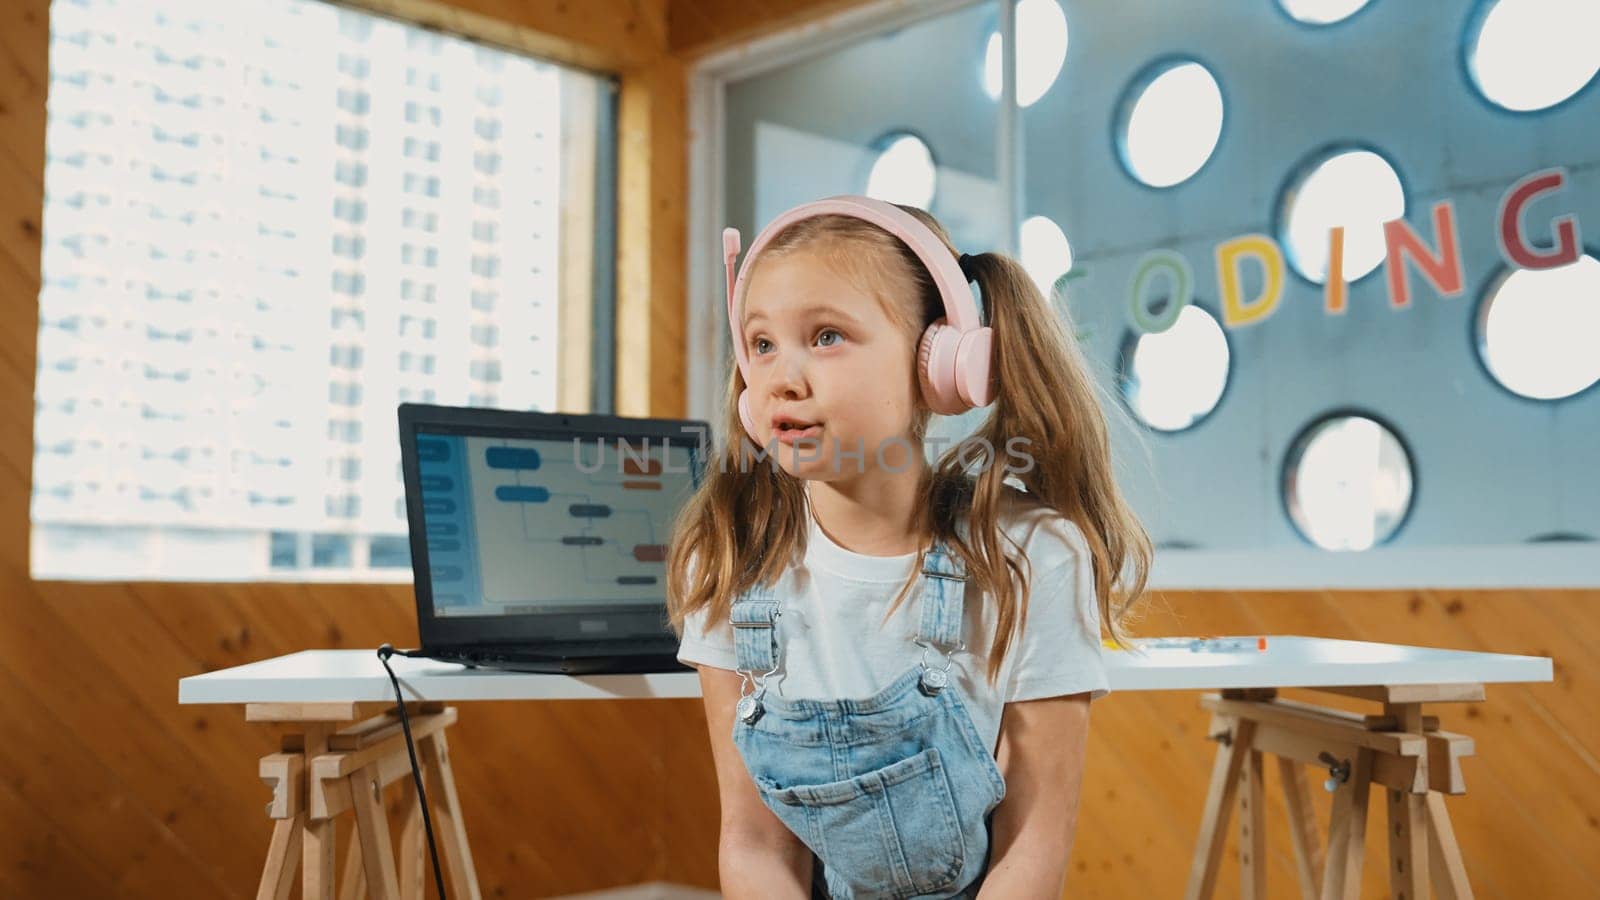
[735,610,782,725]
[915,639,964,696]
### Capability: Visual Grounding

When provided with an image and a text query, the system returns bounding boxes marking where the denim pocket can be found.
[755,747,966,897]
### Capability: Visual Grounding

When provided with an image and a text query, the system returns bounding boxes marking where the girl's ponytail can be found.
[946,247,1153,653]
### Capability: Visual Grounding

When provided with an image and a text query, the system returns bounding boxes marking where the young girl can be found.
[666,195,1151,899]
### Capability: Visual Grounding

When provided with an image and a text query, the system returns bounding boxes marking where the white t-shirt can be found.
[676,496,1110,757]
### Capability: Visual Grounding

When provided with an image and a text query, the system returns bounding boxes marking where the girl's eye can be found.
[752,331,838,354]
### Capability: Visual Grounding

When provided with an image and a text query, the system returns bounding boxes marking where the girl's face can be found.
[740,248,923,481]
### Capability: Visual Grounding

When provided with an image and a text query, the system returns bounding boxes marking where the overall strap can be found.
[730,581,781,674]
[915,538,968,648]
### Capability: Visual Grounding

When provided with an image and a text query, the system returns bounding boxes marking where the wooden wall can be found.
[2,0,1596,898]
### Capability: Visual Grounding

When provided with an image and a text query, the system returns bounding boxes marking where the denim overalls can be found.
[729,538,1007,900]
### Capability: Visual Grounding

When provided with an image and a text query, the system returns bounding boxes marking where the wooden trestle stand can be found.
[1184,684,1481,900]
[251,701,481,900]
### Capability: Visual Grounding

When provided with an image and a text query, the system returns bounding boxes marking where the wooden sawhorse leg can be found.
[418,729,480,899]
[338,783,431,900]
[249,702,482,900]
[1278,756,1324,899]
[1183,684,1482,900]
[338,821,366,900]
[256,813,303,900]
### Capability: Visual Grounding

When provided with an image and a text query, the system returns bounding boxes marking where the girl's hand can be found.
[978,692,1094,899]
[693,664,813,898]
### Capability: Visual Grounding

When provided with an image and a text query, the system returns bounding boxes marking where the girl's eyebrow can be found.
[744,303,862,327]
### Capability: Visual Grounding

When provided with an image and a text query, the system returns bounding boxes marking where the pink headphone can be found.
[723,194,996,444]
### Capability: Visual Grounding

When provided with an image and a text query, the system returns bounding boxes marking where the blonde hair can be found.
[665,205,1153,685]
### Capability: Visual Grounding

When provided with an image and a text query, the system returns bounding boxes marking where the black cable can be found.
[377,643,449,900]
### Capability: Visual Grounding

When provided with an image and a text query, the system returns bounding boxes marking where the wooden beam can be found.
[615,53,688,417]
[668,0,878,58]
[335,0,667,72]
[1310,683,1486,704]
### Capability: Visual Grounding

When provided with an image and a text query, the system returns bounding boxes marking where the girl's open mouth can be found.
[774,423,822,444]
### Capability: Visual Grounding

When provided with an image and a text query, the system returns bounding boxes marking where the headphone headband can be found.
[722,195,982,380]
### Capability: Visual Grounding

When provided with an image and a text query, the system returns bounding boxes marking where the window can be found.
[331,307,364,329]
[1119,304,1230,432]
[979,0,1067,107]
[401,243,438,267]
[327,419,363,443]
[398,351,437,374]
[329,382,363,405]
[1278,0,1371,25]
[331,271,365,295]
[1466,0,1600,112]
[400,315,437,339]
[403,172,440,197]
[334,160,367,187]
[34,0,615,581]
[1279,148,1405,283]
[406,67,442,91]
[330,345,363,369]
[369,535,411,568]
[865,132,936,208]
[404,100,442,126]
[1283,413,1414,551]
[400,279,436,303]
[337,53,369,78]
[333,196,366,223]
[402,208,438,232]
[406,28,442,54]
[403,137,441,161]
[312,531,353,565]
[1116,60,1224,188]
[470,255,500,278]
[332,233,365,259]
[1474,254,1600,400]
[335,123,368,150]
[1018,215,1072,300]
[336,87,369,114]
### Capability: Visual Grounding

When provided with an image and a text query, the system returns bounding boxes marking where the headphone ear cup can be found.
[737,389,761,445]
[953,326,996,408]
[918,321,969,416]
[916,325,939,407]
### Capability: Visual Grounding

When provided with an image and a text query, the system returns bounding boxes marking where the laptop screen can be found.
[414,430,701,619]
[398,404,709,648]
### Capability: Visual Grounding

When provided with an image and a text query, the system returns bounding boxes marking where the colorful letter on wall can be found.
[1127,249,1194,334]
[1384,200,1465,308]
[1216,234,1283,328]
[1497,167,1582,270]
[1325,226,1347,315]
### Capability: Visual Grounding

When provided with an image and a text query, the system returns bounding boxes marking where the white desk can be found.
[178,634,1548,704]
[179,637,1551,900]
[177,635,1551,704]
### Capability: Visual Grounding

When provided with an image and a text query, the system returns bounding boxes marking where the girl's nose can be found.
[768,354,808,398]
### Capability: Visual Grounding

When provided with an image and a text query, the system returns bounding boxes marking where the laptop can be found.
[397,402,708,674]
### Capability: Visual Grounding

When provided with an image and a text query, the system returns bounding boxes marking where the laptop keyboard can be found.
[454,638,678,658]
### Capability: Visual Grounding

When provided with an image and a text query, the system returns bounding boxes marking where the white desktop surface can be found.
[178,637,1552,706]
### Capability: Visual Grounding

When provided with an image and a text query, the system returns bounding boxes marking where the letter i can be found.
[1324,226,1347,315]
